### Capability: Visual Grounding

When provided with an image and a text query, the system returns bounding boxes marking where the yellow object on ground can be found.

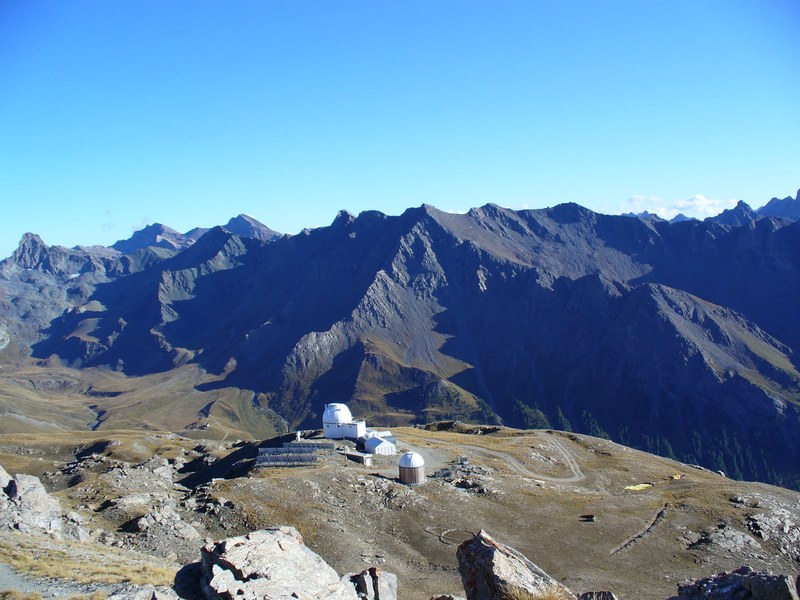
[624,483,653,491]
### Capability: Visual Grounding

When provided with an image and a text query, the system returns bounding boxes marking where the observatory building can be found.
[398,451,426,485]
[364,433,397,456]
[322,403,366,440]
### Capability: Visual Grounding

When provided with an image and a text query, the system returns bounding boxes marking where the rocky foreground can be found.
[2,455,800,599]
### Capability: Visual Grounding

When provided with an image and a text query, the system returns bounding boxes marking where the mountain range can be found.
[1,192,800,489]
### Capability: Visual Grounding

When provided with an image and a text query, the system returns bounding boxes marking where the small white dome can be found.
[323,403,353,424]
[399,451,424,468]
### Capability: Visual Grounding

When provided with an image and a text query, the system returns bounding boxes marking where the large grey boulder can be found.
[0,463,11,489]
[0,463,88,540]
[745,574,800,600]
[673,565,800,600]
[199,526,359,599]
[1,472,63,537]
[457,530,576,599]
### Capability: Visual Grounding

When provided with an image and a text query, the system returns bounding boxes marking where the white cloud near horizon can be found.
[618,194,739,220]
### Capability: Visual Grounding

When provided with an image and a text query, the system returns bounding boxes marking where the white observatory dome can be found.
[398,451,424,468]
[323,403,353,424]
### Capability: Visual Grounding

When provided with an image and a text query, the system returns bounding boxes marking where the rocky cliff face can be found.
[4,203,800,487]
[0,214,280,365]
[0,233,172,363]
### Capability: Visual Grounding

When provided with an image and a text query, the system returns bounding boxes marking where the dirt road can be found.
[410,430,585,483]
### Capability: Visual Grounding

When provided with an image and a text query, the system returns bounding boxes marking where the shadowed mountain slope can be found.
[185,214,282,243]
[705,201,759,227]
[4,203,800,487]
[0,233,174,362]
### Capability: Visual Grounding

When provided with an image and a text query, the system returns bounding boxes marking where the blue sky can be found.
[1,1,798,256]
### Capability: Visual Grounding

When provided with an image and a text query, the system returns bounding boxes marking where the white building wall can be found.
[365,437,396,456]
[323,422,344,439]
[323,419,366,440]
[344,420,366,439]
[377,441,396,456]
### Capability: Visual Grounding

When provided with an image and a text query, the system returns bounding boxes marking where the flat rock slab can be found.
[200,526,358,600]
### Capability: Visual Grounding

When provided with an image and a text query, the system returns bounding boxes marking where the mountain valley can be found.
[4,197,800,489]
[2,196,800,598]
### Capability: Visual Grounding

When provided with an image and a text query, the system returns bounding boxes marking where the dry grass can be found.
[499,585,576,600]
[0,592,42,600]
[0,362,284,440]
[0,533,176,586]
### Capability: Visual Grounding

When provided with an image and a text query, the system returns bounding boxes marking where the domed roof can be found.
[399,451,424,468]
[322,403,353,424]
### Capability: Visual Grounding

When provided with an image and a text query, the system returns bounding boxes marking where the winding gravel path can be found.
[415,431,585,483]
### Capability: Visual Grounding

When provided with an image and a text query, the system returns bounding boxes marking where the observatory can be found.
[322,403,366,440]
[398,451,426,485]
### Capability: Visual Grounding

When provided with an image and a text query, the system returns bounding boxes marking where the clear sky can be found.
[1,1,798,257]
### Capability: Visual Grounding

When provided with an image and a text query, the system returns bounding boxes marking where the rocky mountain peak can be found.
[756,189,800,220]
[9,232,51,270]
[622,210,666,221]
[547,202,598,225]
[19,231,46,246]
[2,232,90,278]
[670,213,693,223]
[183,226,210,241]
[166,225,248,272]
[707,200,759,227]
[112,223,192,254]
[222,214,281,242]
[332,210,356,227]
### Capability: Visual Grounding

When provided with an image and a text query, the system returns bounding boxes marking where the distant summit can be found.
[621,211,696,224]
[621,211,665,221]
[111,223,192,254]
[706,200,758,227]
[113,216,281,254]
[9,232,51,272]
[220,214,281,242]
[756,189,800,220]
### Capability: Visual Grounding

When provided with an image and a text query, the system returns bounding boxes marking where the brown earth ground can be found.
[1,425,799,599]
